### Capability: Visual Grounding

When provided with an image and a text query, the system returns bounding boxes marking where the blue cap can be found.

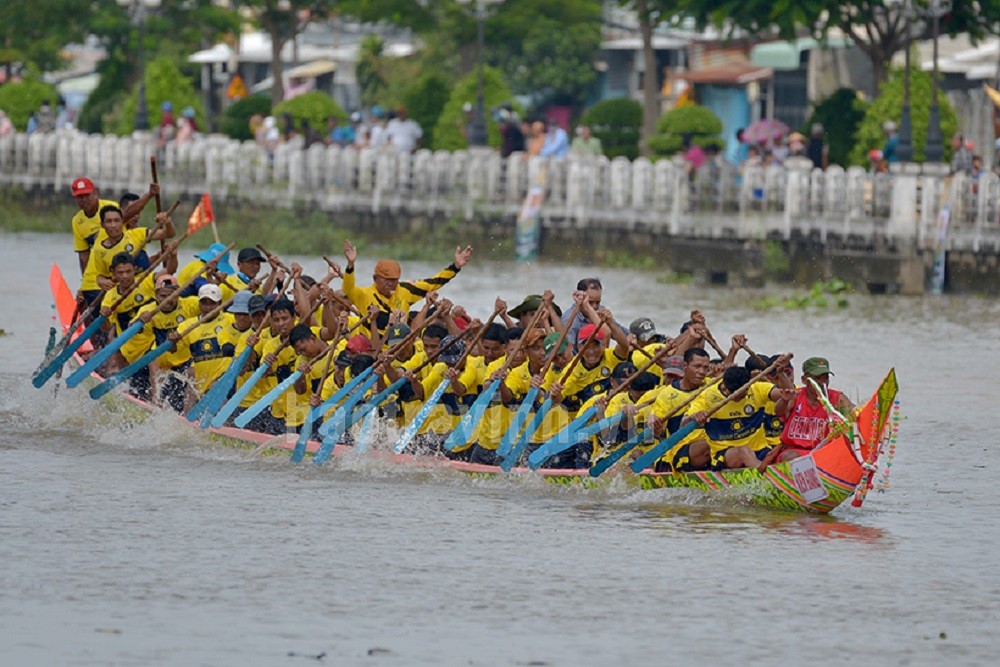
[228,290,253,314]
[195,242,235,275]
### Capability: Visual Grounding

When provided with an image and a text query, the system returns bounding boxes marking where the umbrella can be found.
[742,118,790,145]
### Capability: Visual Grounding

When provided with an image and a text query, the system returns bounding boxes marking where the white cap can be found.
[198,284,223,302]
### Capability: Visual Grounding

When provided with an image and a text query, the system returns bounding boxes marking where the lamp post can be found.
[925,0,952,163]
[457,0,504,148]
[885,0,914,162]
[117,0,162,132]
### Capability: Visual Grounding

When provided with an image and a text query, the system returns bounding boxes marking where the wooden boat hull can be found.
[48,264,896,513]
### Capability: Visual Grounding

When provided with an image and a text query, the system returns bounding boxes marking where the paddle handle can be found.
[32,316,107,388]
[150,156,162,212]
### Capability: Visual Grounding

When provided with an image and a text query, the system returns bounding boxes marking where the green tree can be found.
[357,35,388,108]
[433,66,515,151]
[114,58,204,135]
[580,98,643,159]
[678,0,1000,91]
[849,67,958,165]
[0,79,59,130]
[220,94,272,141]
[0,0,90,77]
[647,104,724,156]
[806,88,868,166]
[273,91,346,132]
[402,72,452,148]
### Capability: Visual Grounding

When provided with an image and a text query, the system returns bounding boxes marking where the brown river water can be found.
[1,231,998,666]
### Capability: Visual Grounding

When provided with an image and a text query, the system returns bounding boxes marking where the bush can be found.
[114,58,204,136]
[220,94,271,141]
[402,72,451,149]
[580,98,642,159]
[849,68,958,165]
[806,88,867,167]
[648,104,724,157]
[273,91,346,134]
[432,66,516,151]
[0,79,60,131]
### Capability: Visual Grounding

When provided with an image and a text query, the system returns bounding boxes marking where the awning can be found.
[750,37,853,70]
[287,59,337,79]
[676,63,772,85]
[189,43,234,64]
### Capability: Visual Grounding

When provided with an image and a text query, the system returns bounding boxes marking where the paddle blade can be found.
[356,407,379,454]
[290,416,314,463]
[188,347,251,423]
[392,379,450,454]
[234,370,302,429]
[89,341,172,400]
[313,413,346,465]
[444,379,497,451]
[66,319,144,388]
[630,421,698,473]
[501,396,553,472]
[211,362,271,429]
[526,406,595,470]
[589,427,652,478]
[497,387,538,459]
[32,316,106,388]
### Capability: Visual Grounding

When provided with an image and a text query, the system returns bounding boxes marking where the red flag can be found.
[186,194,215,235]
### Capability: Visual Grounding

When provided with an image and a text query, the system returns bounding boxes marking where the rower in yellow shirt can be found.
[175,284,237,398]
[99,253,157,355]
[176,242,235,298]
[403,335,478,454]
[85,205,175,291]
[685,365,795,471]
[645,350,713,472]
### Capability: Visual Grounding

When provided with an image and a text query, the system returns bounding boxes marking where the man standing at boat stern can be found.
[779,357,855,461]
[340,240,474,333]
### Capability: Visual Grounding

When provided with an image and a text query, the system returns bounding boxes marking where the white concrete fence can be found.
[1,130,998,252]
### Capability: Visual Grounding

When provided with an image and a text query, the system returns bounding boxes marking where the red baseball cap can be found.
[577,323,607,342]
[346,334,373,353]
[71,177,95,195]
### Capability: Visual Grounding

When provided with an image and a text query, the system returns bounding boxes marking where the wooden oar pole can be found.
[150,156,163,213]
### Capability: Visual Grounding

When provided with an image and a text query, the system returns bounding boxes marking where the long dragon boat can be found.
[46,264,899,514]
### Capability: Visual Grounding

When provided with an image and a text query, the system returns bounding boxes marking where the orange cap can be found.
[374,259,401,280]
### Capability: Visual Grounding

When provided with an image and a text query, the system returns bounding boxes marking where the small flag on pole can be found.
[187,194,215,236]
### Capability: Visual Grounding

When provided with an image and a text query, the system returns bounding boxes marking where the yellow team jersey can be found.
[180,313,239,393]
[645,378,713,463]
[416,361,478,435]
[177,258,208,287]
[119,296,200,365]
[73,198,118,290]
[260,325,317,420]
[100,273,156,335]
[238,327,276,408]
[469,355,511,451]
[557,347,623,414]
[83,227,148,292]
[686,381,776,454]
[630,342,668,379]
[284,349,331,428]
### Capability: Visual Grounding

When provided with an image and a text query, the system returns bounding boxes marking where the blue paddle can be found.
[90,297,236,400]
[525,405,596,469]
[304,367,378,464]
[32,315,107,388]
[392,378,450,453]
[630,422,698,473]
[65,319,145,388]
[497,386,539,459]
[211,362,271,428]
[187,344,253,423]
[589,426,654,477]
[32,293,104,386]
[443,378,499,451]
[311,372,381,463]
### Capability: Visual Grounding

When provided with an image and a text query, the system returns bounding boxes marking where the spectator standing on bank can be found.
[35,100,56,133]
[570,124,603,157]
[950,133,973,175]
[539,118,569,158]
[807,123,828,170]
[882,120,899,164]
[385,106,422,154]
[498,108,525,157]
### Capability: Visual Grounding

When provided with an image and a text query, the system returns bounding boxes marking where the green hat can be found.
[802,357,833,376]
[508,294,562,318]
[543,331,568,356]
